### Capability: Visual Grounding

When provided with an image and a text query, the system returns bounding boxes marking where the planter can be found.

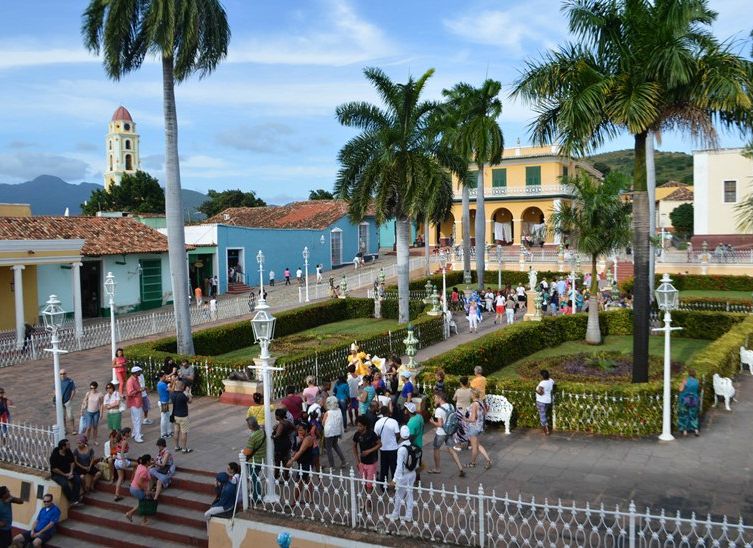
[219,379,261,406]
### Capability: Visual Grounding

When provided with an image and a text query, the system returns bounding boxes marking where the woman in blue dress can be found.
[677,369,700,436]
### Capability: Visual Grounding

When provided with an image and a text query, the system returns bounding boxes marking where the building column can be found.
[552,199,562,245]
[11,265,25,349]
[513,219,523,245]
[488,219,495,244]
[71,262,83,339]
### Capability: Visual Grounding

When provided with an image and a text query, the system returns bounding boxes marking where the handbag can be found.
[681,393,699,408]
[96,461,113,482]
[138,496,158,516]
[169,411,175,423]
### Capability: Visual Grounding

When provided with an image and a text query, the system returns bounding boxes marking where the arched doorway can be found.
[491,208,514,245]
[522,207,546,247]
[436,213,456,247]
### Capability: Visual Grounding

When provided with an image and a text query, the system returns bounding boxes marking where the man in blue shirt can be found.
[0,486,23,547]
[157,371,172,439]
[11,493,60,547]
[52,369,76,436]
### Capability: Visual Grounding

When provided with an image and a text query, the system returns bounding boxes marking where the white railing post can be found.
[349,468,358,529]
[478,484,486,547]
[205,361,210,396]
[628,501,637,548]
[240,453,249,511]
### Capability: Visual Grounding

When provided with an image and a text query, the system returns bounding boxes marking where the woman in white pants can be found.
[468,300,479,333]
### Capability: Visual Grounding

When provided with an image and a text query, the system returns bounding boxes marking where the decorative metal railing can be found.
[0,422,56,471]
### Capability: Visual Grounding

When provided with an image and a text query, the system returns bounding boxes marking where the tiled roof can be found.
[0,216,172,256]
[111,106,133,122]
[664,187,694,201]
[658,181,689,188]
[206,200,362,230]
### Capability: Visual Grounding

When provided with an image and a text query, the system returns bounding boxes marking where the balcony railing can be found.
[455,183,573,199]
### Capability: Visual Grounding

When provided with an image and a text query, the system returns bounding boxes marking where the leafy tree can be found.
[83,0,230,355]
[670,203,694,239]
[199,189,266,217]
[549,172,632,344]
[308,189,335,200]
[513,0,753,383]
[81,171,164,215]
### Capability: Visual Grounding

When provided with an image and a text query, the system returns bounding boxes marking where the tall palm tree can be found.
[442,81,504,290]
[335,67,456,323]
[513,0,752,382]
[83,0,230,355]
[549,172,632,344]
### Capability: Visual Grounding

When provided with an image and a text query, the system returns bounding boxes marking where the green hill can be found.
[588,149,693,185]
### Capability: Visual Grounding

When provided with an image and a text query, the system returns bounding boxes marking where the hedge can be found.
[393,269,567,292]
[621,273,753,293]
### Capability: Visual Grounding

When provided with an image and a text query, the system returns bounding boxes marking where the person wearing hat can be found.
[405,402,424,484]
[125,366,145,443]
[388,425,417,522]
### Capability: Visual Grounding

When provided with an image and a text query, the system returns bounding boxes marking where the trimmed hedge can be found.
[621,273,753,293]
[395,269,567,292]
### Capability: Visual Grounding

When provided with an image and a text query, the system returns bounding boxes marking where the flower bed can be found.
[515,352,681,383]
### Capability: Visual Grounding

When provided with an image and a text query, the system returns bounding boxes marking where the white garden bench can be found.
[712,373,737,411]
[741,346,753,375]
[485,395,513,434]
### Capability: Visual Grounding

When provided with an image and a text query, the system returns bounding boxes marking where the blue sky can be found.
[0,0,750,204]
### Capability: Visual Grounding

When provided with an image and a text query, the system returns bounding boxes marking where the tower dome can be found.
[111,106,133,122]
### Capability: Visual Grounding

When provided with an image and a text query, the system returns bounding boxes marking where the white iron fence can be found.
[237,462,753,547]
[0,422,56,471]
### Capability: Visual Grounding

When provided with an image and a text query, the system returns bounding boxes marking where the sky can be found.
[0,0,750,204]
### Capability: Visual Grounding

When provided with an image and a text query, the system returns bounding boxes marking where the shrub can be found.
[621,273,753,293]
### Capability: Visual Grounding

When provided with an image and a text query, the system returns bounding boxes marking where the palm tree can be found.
[513,0,752,382]
[83,0,230,355]
[442,81,504,290]
[335,67,456,323]
[549,172,632,344]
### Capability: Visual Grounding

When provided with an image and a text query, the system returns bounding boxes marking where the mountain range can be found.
[0,175,207,217]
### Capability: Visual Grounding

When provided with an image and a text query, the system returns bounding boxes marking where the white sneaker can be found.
[143,419,154,425]
[133,437,144,443]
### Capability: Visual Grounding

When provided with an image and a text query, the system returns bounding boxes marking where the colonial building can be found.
[655,181,693,231]
[104,106,140,190]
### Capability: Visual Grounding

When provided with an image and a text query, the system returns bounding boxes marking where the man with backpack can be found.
[388,425,418,523]
[374,406,400,487]
[428,391,465,477]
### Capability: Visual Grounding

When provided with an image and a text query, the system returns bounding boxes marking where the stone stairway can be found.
[49,467,216,548]
[227,281,253,294]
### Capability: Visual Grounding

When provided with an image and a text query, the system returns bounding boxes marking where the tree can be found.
[83,0,230,355]
[513,0,753,383]
[308,189,335,200]
[442,80,504,290]
[550,172,632,344]
[81,171,164,215]
[335,67,458,323]
[198,189,266,217]
[670,203,694,239]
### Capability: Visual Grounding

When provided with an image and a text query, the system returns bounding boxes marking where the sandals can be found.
[182,448,193,454]
[464,463,477,469]
[485,460,493,470]
[427,469,440,474]
[114,496,123,502]
[125,513,133,522]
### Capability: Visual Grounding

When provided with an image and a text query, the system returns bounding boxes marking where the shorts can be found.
[432,434,451,449]
[466,425,482,437]
[64,401,74,421]
[129,485,146,501]
[496,305,504,314]
[174,415,190,433]
[19,529,55,545]
[358,461,378,489]
[107,411,122,431]
[142,396,151,414]
[349,397,359,410]
[115,458,131,470]
[86,410,101,427]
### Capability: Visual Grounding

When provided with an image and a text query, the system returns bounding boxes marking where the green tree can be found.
[513,0,753,383]
[81,171,164,215]
[199,189,266,217]
[549,172,632,344]
[308,189,335,200]
[669,203,694,239]
[335,67,458,323]
[83,0,230,355]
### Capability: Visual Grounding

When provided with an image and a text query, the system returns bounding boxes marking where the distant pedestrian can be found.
[281,386,304,422]
[157,372,172,439]
[138,370,152,427]
[112,349,127,395]
[465,390,492,469]
[470,366,487,398]
[404,402,423,484]
[428,392,465,477]
[102,382,122,432]
[210,275,218,297]
[296,267,303,286]
[388,425,417,522]
[678,369,700,436]
[535,369,555,435]
[284,268,291,285]
[0,387,14,434]
[11,493,60,547]
[269,270,275,286]
[346,365,359,427]
[124,454,152,524]
[54,369,76,436]
[333,374,350,427]
[209,297,217,320]
[194,285,203,306]
[322,396,346,469]
[352,415,380,491]
[374,406,400,485]
[125,367,144,443]
[171,381,192,453]
[0,486,23,547]
[505,294,515,324]
[272,409,294,475]
[468,300,479,333]
[316,264,322,284]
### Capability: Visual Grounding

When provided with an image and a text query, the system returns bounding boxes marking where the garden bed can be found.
[515,352,681,383]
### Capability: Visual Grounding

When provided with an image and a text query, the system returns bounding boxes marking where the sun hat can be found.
[400,425,411,439]
[404,402,417,414]
[131,366,142,373]
[401,370,412,378]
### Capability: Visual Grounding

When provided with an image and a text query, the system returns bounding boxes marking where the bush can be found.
[621,273,753,293]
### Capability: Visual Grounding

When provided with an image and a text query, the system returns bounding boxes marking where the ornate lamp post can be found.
[496,244,503,289]
[42,295,67,443]
[302,246,310,303]
[403,324,419,371]
[653,273,681,442]
[378,267,386,286]
[104,272,118,385]
[256,250,266,302]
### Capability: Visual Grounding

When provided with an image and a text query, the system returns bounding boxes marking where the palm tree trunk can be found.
[647,130,657,301]
[586,255,601,345]
[632,131,650,383]
[162,55,194,356]
[424,219,430,276]
[396,216,411,324]
[462,185,471,285]
[475,165,486,290]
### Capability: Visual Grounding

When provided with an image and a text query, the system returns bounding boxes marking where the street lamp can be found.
[104,272,118,385]
[439,250,449,338]
[496,245,503,290]
[256,250,266,306]
[302,246,310,303]
[42,295,67,443]
[569,257,577,315]
[653,273,681,442]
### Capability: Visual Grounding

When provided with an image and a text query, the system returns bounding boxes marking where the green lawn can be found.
[680,290,752,302]
[215,318,402,360]
[489,335,711,379]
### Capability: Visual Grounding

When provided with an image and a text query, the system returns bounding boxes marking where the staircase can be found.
[227,281,252,295]
[49,467,215,548]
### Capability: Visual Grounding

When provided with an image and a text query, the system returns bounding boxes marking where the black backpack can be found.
[404,444,422,472]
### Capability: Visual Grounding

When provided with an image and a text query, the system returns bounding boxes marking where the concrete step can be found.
[54,519,188,548]
[47,536,104,548]
[112,467,216,495]
[83,490,208,529]
[96,482,214,512]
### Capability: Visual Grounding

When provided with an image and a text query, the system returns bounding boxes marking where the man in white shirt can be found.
[428,392,465,477]
[138,370,153,425]
[373,406,400,486]
[388,425,417,522]
[535,369,555,435]
[296,267,303,286]
[316,264,323,284]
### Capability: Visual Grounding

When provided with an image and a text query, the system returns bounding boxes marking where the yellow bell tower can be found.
[104,106,140,190]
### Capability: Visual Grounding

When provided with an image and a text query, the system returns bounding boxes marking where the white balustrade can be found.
[0,422,57,471]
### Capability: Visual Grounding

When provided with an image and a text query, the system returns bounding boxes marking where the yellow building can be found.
[424,144,600,247]
[104,106,140,190]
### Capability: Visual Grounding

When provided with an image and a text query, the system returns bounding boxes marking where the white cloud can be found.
[0,45,98,70]
[0,152,90,181]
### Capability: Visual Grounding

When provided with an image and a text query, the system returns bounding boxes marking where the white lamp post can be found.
[303,246,310,303]
[42,295,67,443]
[104,272,118,385]
[653,273,681,442]
[496,244,503,290]
[439,250,449,338]
[569,257,577,315]
[256,250,266,305]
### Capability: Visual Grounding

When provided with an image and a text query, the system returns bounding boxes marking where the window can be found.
[492,168,507,187]
[139,259,162,308]
[125,154,133,170]
[109,155,113,171]
[124,123,130,131]
[125,140,131,150]
[331,229,343,266]
[358,223,369,252]
[526,166,541,186]
[562,166,569,178]
[724,180,737,203]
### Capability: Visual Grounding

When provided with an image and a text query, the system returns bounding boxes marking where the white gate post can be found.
[628,501,636,548]
[478,485,486,547]
[349,468,358,529]
[240,452,249,511]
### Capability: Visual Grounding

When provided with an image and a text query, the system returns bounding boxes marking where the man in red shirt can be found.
[280,386,304,422]
[126,366,144,443]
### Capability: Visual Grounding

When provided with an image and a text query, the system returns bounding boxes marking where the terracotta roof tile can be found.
[664,187,694,201]
[111,106,133,122]
[0,216,173,256]
[206,200,363,230]
[658,180,688,188]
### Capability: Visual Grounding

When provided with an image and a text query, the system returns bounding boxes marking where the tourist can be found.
[125,367,145,443]
[211,275,219,297]
[284,267,291,285]
[54,369,76,436]
[269,269,275,286]
[171,381,192,453]
[80,381,104,445]
[102,382,122,433]
[374,406,400,486]
[125,454,153,524]
[322,396,346,469]
[305,407,323,470]
[272,409,294,476]
[0,387,13,434]
[678,369,701,436]
[316,264,323,284]
[246,392,275,427]
[157,372,172,439]
[427,392,465,477]
[358,375,376,417]
[404,402,423,484]
[434,369,446,394]
[161,357,177,378]
[209,297,218,320]
[388,425,417,522]
[204,464,240,519]
[399,371,414,408]
[494,292,505,324]
[535,369,555,435]
[333,373,350,426]
[73,435,101,495]
[10,493,60,547]
[194,285,203,307]
[364,399,380,429]
[0,486,23,547]
[467,299,480,333]
[112,348,128,395]
[287,423,316,505]
[49,439,82,506]
[302,376,319,409]
[505,292,515,324]
[450,287,460,311]
[281,386,304,422]
[352,415,381,491]
[470,366,487,398]
[243,417,265,502]
[177,360,195,399]
[516,282,526,305]
[113,428,131,502]
[149,438,175,501]
[296,267,303,285]
[453,376,472,414]
[465,390,492,470]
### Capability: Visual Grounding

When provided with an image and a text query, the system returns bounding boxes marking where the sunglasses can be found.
[43,499,52,504]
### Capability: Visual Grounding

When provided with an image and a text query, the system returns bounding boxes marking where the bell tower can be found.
[104,106,140,191]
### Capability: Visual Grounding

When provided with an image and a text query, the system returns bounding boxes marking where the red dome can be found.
[111,106,133,122]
